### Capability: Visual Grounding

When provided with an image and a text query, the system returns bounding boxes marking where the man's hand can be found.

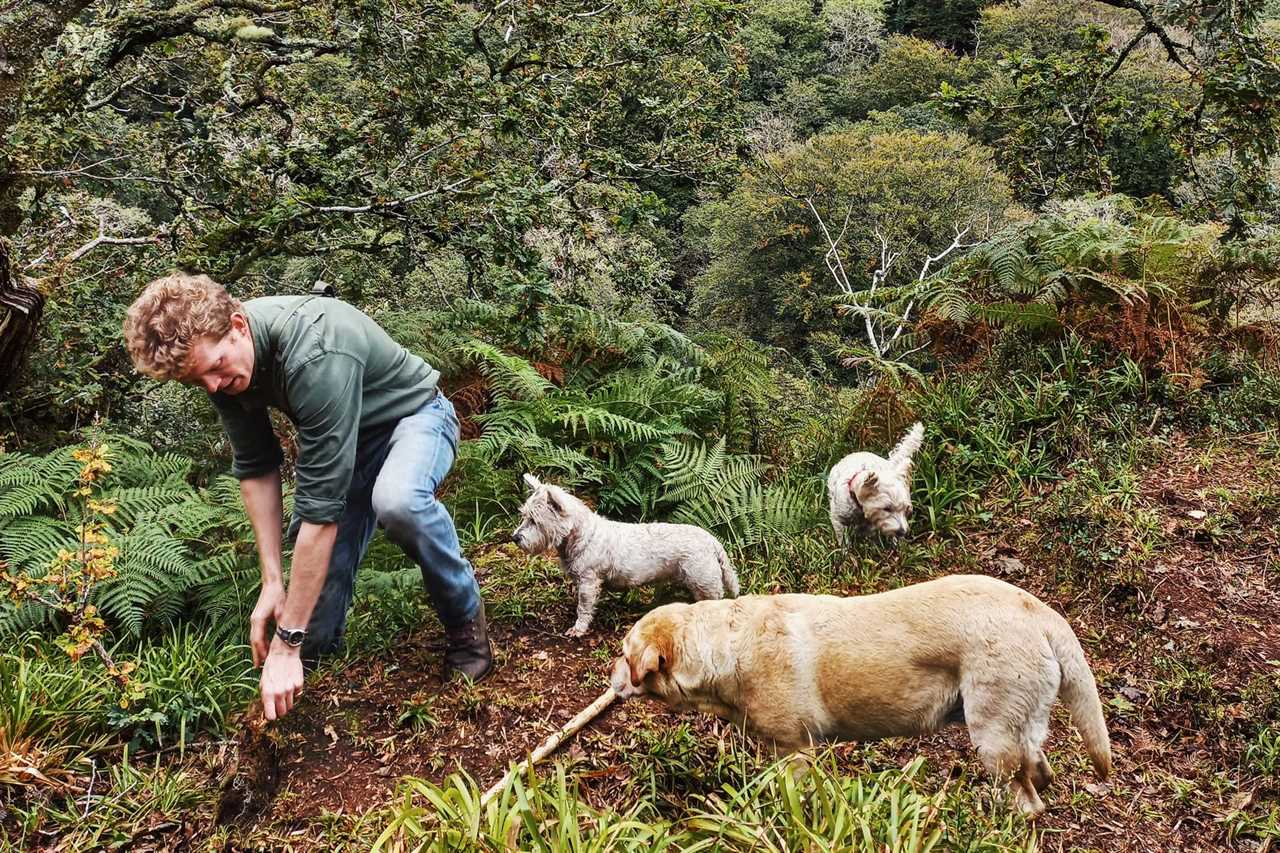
[249,582,286,667]
[260,639,304,720]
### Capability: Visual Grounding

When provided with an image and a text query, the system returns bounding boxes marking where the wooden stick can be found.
[479,687,618,807]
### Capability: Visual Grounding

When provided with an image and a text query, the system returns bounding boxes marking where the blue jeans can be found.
[288,392,482,662]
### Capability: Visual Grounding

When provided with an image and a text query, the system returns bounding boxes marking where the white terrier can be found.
[511,474,740,637]
[827,422,924,542]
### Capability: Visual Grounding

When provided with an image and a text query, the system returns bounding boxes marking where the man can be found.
[123,273,493,721]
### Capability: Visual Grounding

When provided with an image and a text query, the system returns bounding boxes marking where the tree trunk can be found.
[0,0,96,393]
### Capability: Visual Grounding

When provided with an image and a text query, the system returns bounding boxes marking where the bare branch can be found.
[61,215,164,264]
[887,225,974,348]
[303,179,472,214]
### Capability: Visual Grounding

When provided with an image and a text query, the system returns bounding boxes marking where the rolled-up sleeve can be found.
[209,394,285,480]
[287,353,364,524]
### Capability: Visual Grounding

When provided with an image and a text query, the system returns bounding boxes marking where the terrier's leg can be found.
[829,511,848,546]
[566,572,603,637]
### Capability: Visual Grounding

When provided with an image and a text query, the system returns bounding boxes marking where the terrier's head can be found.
[848,422,924,539]
[511,474,584,554]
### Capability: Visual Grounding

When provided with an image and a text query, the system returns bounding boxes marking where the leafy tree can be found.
[1083,0,1280,229]
[883,0,990,50]
[688,123,1014,367]
[834,35,973,120]
[942,26,1191,203]
[1,0,748,398]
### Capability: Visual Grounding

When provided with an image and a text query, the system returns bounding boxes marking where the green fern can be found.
[0,440,263,641]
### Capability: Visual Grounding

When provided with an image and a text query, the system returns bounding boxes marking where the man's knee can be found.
[371,487,436,538]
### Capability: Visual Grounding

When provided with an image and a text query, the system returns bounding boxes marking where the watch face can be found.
[278,628,306,646]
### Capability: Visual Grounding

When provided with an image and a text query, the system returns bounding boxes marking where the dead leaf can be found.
[1119,685,1144,702]
[1229,790,1254,811]
[995,556,1026,576]
[1187,509,1207,520]
[324,725,339,748]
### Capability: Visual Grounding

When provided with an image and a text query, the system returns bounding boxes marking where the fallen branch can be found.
[480,687,617,808]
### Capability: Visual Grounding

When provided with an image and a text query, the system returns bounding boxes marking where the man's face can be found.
[179,313,255,395]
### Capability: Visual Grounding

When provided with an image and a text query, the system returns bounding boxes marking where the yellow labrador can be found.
[609,574,1110,816]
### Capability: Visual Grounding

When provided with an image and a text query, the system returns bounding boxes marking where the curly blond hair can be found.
[123,273,242,380]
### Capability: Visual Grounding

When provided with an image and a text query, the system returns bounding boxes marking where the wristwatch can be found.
[275,625,308,647]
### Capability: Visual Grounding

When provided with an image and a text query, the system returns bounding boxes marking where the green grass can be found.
[2,751,210,851]
[373,753,1035,852]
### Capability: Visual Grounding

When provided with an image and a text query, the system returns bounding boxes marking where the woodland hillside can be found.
[1,1,1279,850]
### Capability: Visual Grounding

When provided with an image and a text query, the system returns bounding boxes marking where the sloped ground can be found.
[16,433,1278,851]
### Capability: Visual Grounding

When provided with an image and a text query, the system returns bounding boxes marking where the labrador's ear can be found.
[522,473,542,492]
[852,470,879,500]
[628,644,666,687]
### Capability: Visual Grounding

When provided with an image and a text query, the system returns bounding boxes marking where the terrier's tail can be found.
[888,422,925,471]
[1046,614,1112,779]
[717,543,740,598]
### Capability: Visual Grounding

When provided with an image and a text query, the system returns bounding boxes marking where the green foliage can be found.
[977,0,1125,59]
[884,0,989,49]
[689,123,1013,365]
[943,25,1190,201]
[0,632,113,750]
[836,35,974,120]
[375,753,1033,851]
[0,436,261,642]
[910,196,1280,359]
[961,0,1280,213]
[387,301,824,546]
[740,0,842,104]
[104,626,257,750]
[5,0,750,432]
[0,627,254,771]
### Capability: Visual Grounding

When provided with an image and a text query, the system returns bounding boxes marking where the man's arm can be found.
[240,471,286,667]
[257,352,363,719]
[259,519,337,721]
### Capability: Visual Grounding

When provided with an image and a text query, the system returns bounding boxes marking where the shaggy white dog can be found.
[511,474,740,637]
[826,422,924,542]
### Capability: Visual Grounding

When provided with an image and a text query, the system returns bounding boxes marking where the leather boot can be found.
[444,600,495,683]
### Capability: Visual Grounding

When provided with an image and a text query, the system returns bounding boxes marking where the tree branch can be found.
[63,215,164,264]
[1089,0,1194,72]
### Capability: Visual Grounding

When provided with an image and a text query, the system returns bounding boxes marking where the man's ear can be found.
[628,643,666,687]
[522,473,542,492]
[229,311,250,337]
[852,470,879,500]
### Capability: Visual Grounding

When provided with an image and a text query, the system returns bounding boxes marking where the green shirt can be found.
[209,295,440,523]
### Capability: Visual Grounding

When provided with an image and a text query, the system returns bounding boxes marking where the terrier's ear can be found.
[853,470,880,499]
[522,473,542,491]
[546,488,564,515]
[628,644,666,687]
